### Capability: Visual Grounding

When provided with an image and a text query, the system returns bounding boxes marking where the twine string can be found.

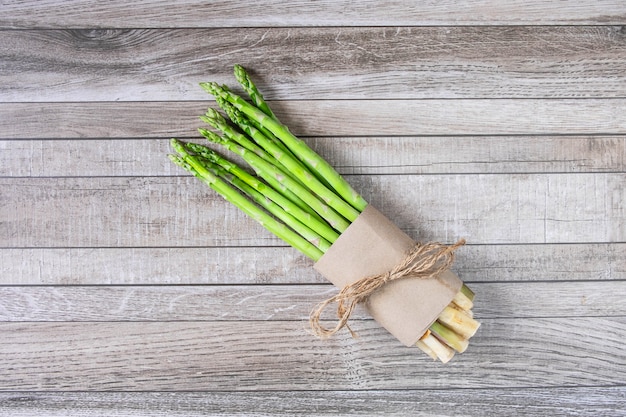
[309,239,465,339]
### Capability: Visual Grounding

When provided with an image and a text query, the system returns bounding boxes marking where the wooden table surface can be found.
[1,1,626,415]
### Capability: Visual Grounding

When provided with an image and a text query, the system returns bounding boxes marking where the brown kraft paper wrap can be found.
[313,205,463,347]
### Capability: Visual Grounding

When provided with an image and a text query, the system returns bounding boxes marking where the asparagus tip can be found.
[233,63,245,74]
[200,81,223,97]
[218,98,243,123]
[169,138,187,155]
[198,116,218,131]
[205,107,226,122]
[168,154,195,175]
[198,128,226,145]
[200,114,225,132]
[233,64,252,87]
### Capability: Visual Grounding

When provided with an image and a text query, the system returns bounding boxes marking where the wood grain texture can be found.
[3,136,626,177]
[1,388,625,417]
[0,318,624,390]
[2,0,625,413]
[2,174,625,247]
[1,1,625,28]
[0,281,624,322]
[2,26,626,101]
[1,244,624,285]
[2,99,626,139]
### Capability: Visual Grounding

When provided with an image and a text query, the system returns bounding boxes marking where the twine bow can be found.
[309,239,465,339]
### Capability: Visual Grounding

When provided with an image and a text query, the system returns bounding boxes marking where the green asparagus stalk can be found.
[211,99,360,222]
[199,128,352,233]
[461,283,475,301]
[230,66,338,192]
[197,127,321,222]
[233,64,277,120]
[201,108,279,167]
[200,106,322,219]
[215,96,306,180]
[185,142,340,244]
[169,139,323,260]
[195,154,333,253]
[200,81,368,212]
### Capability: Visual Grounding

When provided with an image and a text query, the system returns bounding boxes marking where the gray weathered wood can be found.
[1,387,625,417]
[2,0,625,413]
[2,174,624,247]
[2,1,625,28]
[1,244,624,285]
[2,27,626,101]
[3,136,626,177]
[0,281,624,322]
[0,318,624,390]
[2,100,625,139]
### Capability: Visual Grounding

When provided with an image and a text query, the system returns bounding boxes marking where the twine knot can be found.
[309,239,465,339]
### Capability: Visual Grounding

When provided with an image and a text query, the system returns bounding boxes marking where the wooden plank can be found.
[271,99,626,137]
[0,139,179,178]
[2,0,623,413]
[1,387,625,417]
[0,281,624,322]
[0,318,624,390]
[2,100,626,140]
[1,244,624,285]
[2,174,625,247]
[1,1,625,28]
[3,136,626,177]
[0,247,315,285]
[2,27,626,102]
[0,102,203,140]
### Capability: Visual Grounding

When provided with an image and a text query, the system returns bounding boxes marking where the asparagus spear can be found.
[201,108,279,167]
[198,127,320,222]
[185,142,340,244]
[169,139,323,260]
[215,96,311,184]
[229,66,337,192]
[209,99,361,222]
[197,154,333,253]
[200,81,368,212]
[429,320,469,353]
[199,128,352,233]
[233,64,277,120]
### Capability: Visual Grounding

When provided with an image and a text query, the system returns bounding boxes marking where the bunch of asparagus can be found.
[169,65,480,363]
